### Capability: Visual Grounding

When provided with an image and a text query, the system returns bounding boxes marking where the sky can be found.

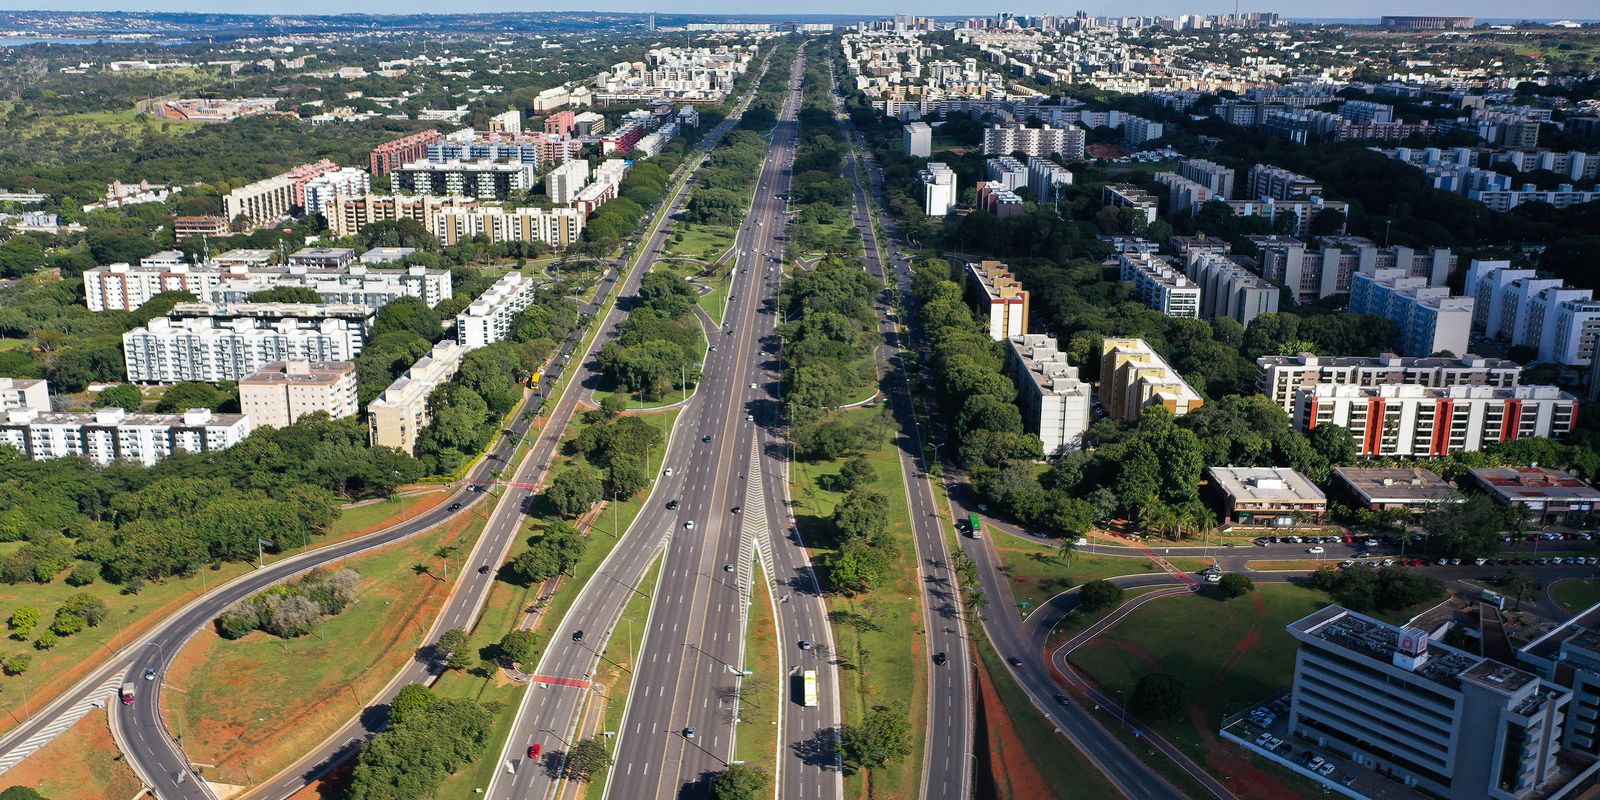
[0,0,1593,20]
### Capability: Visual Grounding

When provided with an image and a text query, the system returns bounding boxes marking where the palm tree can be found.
[434,544,461,579]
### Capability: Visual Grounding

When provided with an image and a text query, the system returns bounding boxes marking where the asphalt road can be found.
[60,61,758,800]
[836,93,1202,799]
[829,65,975,800]
[480,52,844,800]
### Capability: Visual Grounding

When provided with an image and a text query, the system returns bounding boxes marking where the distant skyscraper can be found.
[647,13,656,31]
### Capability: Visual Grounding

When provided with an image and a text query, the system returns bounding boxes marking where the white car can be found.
[664,468,673,477]
[684,520,695,530]
[1307,546,1325,554]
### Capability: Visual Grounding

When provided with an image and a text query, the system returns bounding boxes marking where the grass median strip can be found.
[734,558,780,771]
[789,406,926,800]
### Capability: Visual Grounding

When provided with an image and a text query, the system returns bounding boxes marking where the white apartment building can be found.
[1153,171,1214,214]
[83,263,452,312]
[457,272,539,350]
[981,123,1086,159]
[965,261,1029,340]
[1003,334,1092,455]
[1119,253,1200,318]
[1256,352,1523,414]
[368,342,468,454]
[903,121,932,157]
[1256,238,1454,304]
[223,176,295,227]
[123,316,368,383]
[545,160,591,205]
[0,378,50,414]
[238,360,359,429]
[1471,183,1600,213]
[1294,383,1578,457]
[0,407,252,466]
[1026,156,1072,204]
[431,206,584,248]
[1224,197,1350,240]
[300,168,371,216]
[986,156,1028,191]
[1180,158,1236,199]
[920,162,957,216]
[1348,270,1474,358]
[1185,251,1279,327]
[1465,260,1600,367]
[1102,184,1159,225]
[1247,163,1322,200]
[573,159,629,217]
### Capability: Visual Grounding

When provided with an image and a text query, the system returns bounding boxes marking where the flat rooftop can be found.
[1470,466,1600,502]
[1332,467,1459,505]
[1208,466,1326,503]
[1292,605,1483,691]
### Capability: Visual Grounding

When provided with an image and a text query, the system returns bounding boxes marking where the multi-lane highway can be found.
[827,60,975,800]
[833,76,1204,800]
[0,57,767,800]
[483,49,846,800]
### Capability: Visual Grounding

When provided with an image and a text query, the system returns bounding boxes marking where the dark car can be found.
[477,565,492,575]
[1055,694,1071,706]
[933,652,947,666]
[449,502,462,512]
[703,435,713,443]
[572,630,585,643]
[1007,657,1023,667]
[666,499,679,510]
[731,506,742,514]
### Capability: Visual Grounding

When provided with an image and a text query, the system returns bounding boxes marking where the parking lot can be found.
[1221,695,1435,800]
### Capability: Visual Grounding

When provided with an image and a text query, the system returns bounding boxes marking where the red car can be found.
[528,744,542,760]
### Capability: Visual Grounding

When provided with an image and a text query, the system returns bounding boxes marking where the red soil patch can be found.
[285,762,352,800]
[974,648,1054,800]
[3,707,142,800]
[1086,142,1132,160]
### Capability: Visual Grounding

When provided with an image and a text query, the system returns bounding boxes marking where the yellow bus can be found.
[802,669,818,707]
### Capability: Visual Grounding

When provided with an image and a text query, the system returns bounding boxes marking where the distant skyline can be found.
[0,1,1594,20]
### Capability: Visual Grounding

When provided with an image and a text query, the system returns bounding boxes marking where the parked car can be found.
[1307,546,1324,554]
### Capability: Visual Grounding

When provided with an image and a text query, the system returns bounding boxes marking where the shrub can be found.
[1077,579,1125,613]
[1217,573,1255,599]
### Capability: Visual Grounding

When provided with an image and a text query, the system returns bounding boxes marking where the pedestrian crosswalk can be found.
[0,670,126,775]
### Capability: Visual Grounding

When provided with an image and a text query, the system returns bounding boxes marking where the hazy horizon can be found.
[0,2,1594,22]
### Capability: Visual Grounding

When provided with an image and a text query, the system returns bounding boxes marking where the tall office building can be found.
[1027,156,1072,204]
[1286,605,1578,799]
[546,161,592,205]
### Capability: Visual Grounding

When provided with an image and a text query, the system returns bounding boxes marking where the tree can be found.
[438,627,472,671]
[265,595,322,638]
[7,606,39,640]
[0,236,46,278]
[545,465,605,519]
[838,456,875,490]
[1077,580,1125,613]
[840,710,912,771]
[599,393,628,418]
[97,383,144,412]
[247,286,324,304]
[347,698,492,800]
[832,490,889,541]
[1217,573,1255,599]
[154,382,231,413]
[389,683,436,724]
[712,763,772,800]
[1423,496,1502,560]
[2,652,31,675]
[371,296,443,342]
[564,735,613,782]
[499,629,539,667]
[0,787,48,800]
[1129,672,1184,720]
[1308,423,1357,466]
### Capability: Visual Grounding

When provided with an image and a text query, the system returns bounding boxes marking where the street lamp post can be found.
[1116,689,1127,734]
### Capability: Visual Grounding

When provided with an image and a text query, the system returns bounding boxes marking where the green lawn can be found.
[734,560,780,771]
[790,406,926,800]
[326,491,447,540]
[1553,578,1600,613]
[0,338,28,351]
[1067,582,1338,798]
[699,271,733,324]
[164,519,481,786]
[972,625,1121,800]
[663,223,735,262]
[990,536,1214,614]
